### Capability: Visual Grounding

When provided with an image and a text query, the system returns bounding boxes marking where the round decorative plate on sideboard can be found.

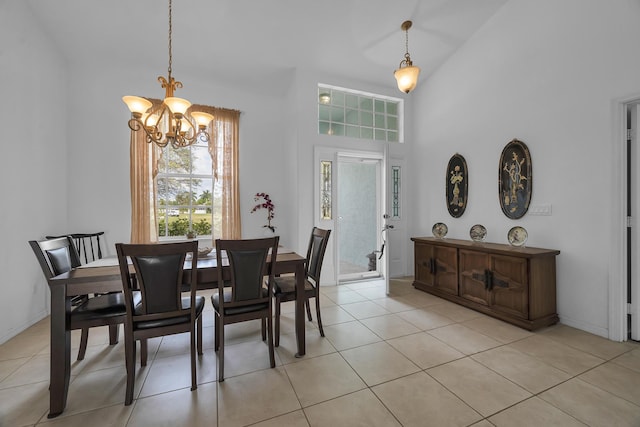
[432,222,448,239]
[507,226,528,247]
[470,224,487,242]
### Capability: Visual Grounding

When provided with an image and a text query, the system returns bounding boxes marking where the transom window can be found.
[318,85,403,142]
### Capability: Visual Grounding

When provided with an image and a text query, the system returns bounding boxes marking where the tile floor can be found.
[1,277,640,426]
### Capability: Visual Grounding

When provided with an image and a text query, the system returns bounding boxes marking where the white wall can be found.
[0,1,68,342]
[412,0,640,338]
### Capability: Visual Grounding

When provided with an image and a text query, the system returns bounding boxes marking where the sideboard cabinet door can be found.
[414,242,458,296]
[489,254,529,319]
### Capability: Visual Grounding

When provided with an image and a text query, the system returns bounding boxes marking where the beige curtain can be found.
[129,101,241,242]
[129,122,160,244]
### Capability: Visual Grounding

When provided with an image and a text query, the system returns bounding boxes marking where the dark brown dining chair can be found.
[46,232,105,264]
[273,227,331,346]
[115,241,204,405]
[44,231,113,360]
[29,236,130,360]
[212,236,279,382]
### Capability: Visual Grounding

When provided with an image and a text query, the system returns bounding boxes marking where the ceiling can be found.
[26,0,507,95]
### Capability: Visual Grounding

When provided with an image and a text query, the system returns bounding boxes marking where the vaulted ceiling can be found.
[26,0,507,94]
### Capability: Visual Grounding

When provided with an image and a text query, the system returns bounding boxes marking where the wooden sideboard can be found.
[411,237,560,330]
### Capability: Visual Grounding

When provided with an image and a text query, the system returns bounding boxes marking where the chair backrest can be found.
[29,236,82,280]
[46,232,105,264]
[306,227,331,286]
[215,236,279,310]
[115,241,198,323]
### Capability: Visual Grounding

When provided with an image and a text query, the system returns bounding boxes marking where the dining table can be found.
[46,249,307,418]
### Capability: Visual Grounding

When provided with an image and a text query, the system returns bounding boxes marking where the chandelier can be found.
[122,0,213,149]
[393,20,421,94]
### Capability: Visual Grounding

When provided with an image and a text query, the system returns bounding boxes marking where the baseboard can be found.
[558,315,611,341]
[0,310,49,345]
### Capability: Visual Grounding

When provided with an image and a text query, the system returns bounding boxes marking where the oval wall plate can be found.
[446,153,468,218]
[499,139,532,219]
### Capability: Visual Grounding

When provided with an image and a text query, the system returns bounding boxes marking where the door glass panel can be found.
[338,160,379,280]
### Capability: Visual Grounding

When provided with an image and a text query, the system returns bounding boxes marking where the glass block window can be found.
[318,85,402,143]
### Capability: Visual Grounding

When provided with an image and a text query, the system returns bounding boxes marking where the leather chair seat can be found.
[212,289,269,315]
[134,296,205,330]
[72,291,141,322]
[273,276,315,295]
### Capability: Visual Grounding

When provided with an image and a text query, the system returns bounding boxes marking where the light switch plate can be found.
[529,204,552,216]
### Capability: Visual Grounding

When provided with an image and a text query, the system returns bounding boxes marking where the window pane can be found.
[191,146,212,175]
[330,106,344,123]
[387,116,398,131]
[360,97,373,111]
[345,125,359,138]
[388,131,398,142]
[319,121,331,135]
[387,102,398,116]
[319,104,331,121]
[331,91,344,106]
[375,99,385,113]
[345,94,358,109]
[332,123,345,136]
[345,108,358,125]
[361,127,373,139]
[375,114,385,128]
[375,129,386,141]
[361,111,373,127]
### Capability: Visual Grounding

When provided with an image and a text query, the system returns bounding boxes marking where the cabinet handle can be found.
[431,258,437,275]
[487,270,494,290]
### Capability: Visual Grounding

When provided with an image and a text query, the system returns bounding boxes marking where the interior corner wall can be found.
[411,0,640,338]
[0,1,68,343]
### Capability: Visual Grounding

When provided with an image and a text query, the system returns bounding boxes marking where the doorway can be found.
[337,156,382,282]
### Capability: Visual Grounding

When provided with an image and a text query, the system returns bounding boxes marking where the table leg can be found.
[294,261,306,358]
[48,284,70,418]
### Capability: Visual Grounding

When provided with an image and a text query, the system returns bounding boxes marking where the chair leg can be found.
[191,323,197,391]
[274,296,281,347]
[77,327,89,361]
[108,324,119,345]
[214,313,220,351]
[218,319,225,382]
[140,339,148,366]
[124,335,136,405]
[261,318,266,341]
[305,299,312,321]
[197,316,203,355]
[267,314,275,368]
[315,296,325,337]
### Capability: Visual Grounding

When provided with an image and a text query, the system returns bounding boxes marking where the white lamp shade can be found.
[164,97,192,115]
[190,111,214,127]
[142,112,160,127]
[122,96,152,114]
[394,65,421,94]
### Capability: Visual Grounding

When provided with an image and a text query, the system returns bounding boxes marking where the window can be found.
[128,102,241,244]
[156,134,218,240]
[318,85,403,142]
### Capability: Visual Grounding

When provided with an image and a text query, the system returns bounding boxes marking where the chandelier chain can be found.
[168,0,172,77]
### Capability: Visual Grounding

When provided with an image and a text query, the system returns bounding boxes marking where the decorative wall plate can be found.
[499,139,532,219]
[446,153,468,218]
[470,224,487,242]
[507,226,528,247]
[432,222,448,239]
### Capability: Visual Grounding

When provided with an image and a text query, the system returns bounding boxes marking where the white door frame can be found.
[610,95,640,341]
